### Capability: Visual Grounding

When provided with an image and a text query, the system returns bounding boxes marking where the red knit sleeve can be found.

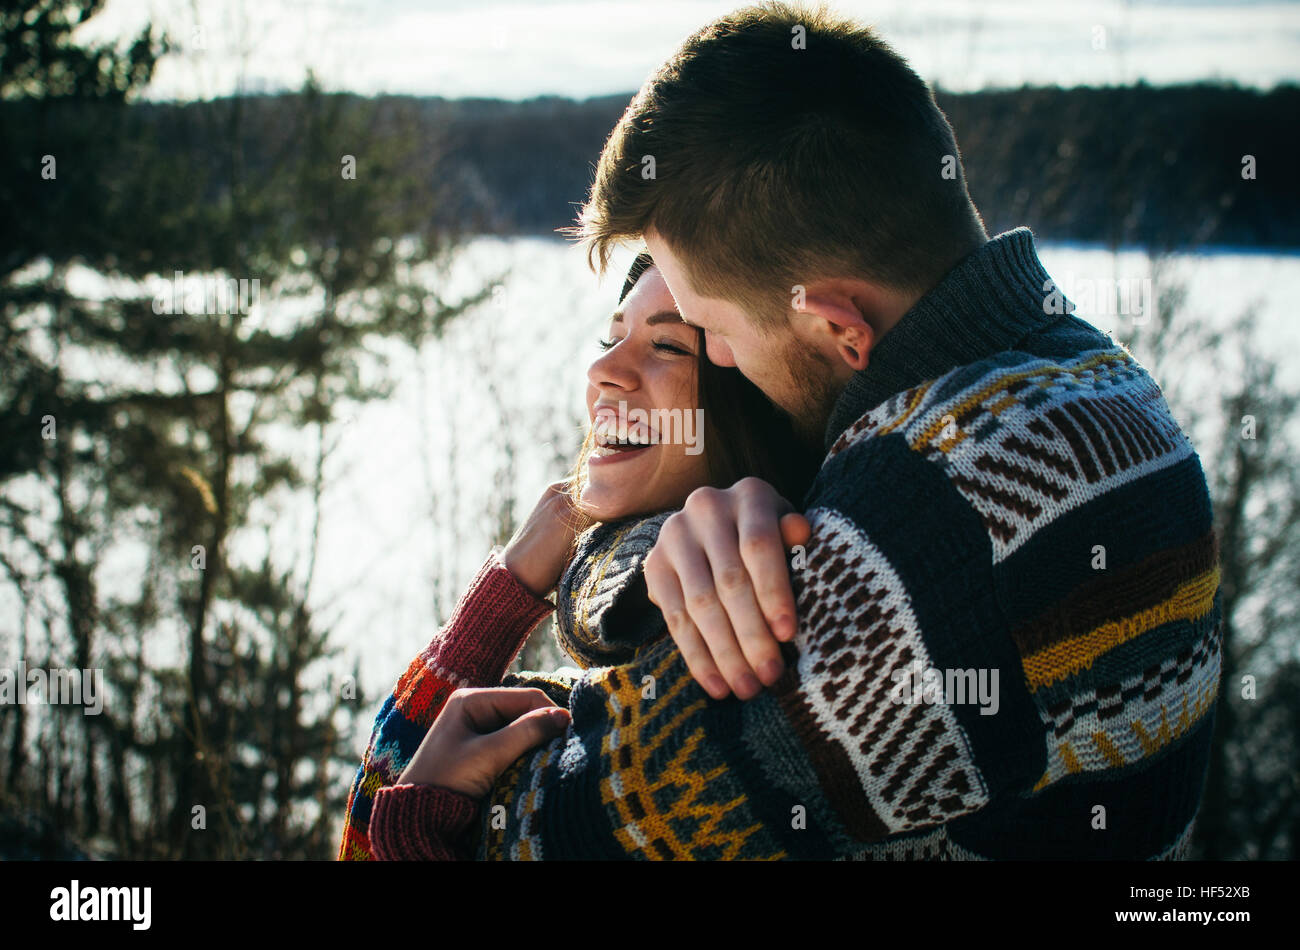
[369,784,480,861]
[411,549,558,690]
[338,549,556,860]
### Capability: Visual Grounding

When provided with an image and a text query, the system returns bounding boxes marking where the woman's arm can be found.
[337,550,556,860]
[369,783,480,860]
[369,686,570,861]
[356,668,584,860]
[338,481,589,861]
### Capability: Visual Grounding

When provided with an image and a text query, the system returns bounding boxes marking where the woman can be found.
[338,250,818,860]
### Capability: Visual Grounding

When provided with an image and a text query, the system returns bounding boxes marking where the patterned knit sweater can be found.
[343,227,1222,861]
[340,514,672,860]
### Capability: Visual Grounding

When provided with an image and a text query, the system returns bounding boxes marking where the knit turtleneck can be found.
[552,511,673,668]
[824,227,1068,452]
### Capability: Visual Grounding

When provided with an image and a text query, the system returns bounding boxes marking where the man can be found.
[342,1,1221,860]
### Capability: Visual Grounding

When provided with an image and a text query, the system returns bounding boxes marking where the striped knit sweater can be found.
[342,227,1222,861]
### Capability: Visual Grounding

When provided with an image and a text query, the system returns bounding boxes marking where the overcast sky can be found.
[85,0,1300,101]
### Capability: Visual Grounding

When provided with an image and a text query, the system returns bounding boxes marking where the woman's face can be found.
[579,266,711,520]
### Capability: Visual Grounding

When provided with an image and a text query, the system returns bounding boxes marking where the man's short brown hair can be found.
[569,1,988,326]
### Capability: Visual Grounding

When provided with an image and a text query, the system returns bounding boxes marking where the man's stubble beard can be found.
[780,336,845,453]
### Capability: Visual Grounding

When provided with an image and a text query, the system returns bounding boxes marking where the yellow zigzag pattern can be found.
[1022,566,1220,691]
[595,649,783,860]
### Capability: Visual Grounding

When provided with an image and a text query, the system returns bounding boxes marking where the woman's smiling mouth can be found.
[591,405,659,460]
[590,425,656,462]
[589,442,653,463]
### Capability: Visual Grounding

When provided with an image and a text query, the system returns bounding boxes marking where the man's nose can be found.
[705,331,737,368]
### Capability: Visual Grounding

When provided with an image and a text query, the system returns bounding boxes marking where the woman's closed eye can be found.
[596,336,694,357]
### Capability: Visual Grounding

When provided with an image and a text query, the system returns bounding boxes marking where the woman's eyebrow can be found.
[608,310,685,326]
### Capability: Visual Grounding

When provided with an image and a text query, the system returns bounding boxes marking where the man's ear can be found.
[799,290,875,372]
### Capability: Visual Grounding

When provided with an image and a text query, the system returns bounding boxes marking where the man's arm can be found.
[475,446,1045,859]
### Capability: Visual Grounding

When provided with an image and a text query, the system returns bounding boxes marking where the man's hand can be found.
[397,688,570,798]
[643,477,811,701]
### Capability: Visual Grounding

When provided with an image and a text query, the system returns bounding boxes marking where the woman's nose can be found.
[587,339,639,391]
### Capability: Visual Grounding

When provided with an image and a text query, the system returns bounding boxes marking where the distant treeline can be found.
[439,83,1300,249]
[5,83,1297,258]
[420,83,1300,250]
[200,83,1300,249]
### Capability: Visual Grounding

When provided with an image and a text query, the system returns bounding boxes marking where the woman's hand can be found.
[397,687,570,798]
[501,478,592,598]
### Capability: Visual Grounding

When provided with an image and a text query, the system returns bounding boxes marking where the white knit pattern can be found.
[795,508,989,834]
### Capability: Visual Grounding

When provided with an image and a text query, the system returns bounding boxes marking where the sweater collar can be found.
[822,227,1065,451]
[554,511,672,668]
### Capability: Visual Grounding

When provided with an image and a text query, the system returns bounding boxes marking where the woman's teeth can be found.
[592,428,654,456]
[593,441,649,456]
[594,423,654,448]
